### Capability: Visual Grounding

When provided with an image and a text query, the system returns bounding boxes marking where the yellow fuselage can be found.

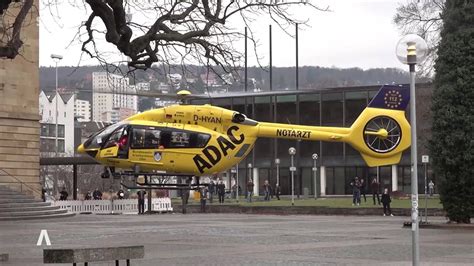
[79,103,410,175]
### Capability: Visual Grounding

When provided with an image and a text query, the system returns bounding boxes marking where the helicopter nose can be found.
[77,144,85,154]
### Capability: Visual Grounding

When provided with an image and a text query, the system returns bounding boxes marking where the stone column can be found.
[320,166,326,196]
[0,0,40,198]
[391,165,398,192]
[253,167,259,196]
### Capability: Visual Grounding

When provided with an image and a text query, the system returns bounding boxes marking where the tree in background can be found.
[430,0,473,223]
[0,0,34,58]
[70,0,326,73]
[394,0,444,77]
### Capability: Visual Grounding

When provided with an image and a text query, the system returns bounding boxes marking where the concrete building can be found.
[190,83,433,196]
[92,72,138,122]
[0,0,40,195]
[39,91,75,155]
[74,99,91,122]
[135,82,150,91]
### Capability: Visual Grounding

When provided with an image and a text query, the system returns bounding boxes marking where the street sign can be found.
[290,166,296,172]
[422,155,429,163]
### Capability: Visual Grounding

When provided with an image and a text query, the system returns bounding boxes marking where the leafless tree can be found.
[46,0,326,75]
[394,0,445,78]
[0,0,34,59]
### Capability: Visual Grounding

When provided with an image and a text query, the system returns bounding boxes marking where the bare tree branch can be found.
[0,0,34,59]
[394,0,444,78]
[77,0,327,73]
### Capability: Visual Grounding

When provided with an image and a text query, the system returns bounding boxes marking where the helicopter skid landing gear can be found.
[117,173,207,215]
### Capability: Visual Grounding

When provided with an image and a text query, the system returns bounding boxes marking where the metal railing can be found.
[0,169,42,199]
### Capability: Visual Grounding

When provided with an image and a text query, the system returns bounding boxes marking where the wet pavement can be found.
[0,213,472,265]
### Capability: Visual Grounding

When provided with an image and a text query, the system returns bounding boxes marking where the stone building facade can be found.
[0,0,40,197]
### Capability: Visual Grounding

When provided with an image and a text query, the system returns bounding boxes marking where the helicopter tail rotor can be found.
[347,85,411,167]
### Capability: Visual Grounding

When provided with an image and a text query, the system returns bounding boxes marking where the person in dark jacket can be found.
[208,180,215,203]
[381,188,394,216]
[371,178,381,205]
[200,186,209,213]
[84,191,92,200]
[275,183,281,200]
[59,187,68,201]
[92,188,102,200]
[137,190,146,214]
[217,180,226,204]
[263,180,271,201]
[247,180,254,202]
[350,177,361,206]
[117,189,125,199]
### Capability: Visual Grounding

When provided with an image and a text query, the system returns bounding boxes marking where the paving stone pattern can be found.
[0,214,472,265]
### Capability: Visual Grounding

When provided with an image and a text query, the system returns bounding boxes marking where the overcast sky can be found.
[39,0,409,70]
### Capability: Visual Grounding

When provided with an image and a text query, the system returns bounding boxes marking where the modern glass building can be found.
[190,83,433,196]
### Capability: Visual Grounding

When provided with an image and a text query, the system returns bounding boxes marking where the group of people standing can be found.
[350,177,394,216]
[200,179,226,212]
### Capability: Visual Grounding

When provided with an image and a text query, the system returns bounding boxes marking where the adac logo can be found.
[384,90,403,109]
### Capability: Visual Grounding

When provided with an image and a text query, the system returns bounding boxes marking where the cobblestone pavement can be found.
[0,214,472,265]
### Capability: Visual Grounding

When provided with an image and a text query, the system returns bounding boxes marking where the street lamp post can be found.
[247,163,252,202]
[275,158,280,186]
[396,34,427,266]
[312,153,318,200]
[51,54,62,196]
[289,147,296,206]
[235,165,239,203]
[422,155,429,223]
[50,54,63,157]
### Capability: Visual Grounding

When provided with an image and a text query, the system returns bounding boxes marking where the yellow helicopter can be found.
[78,85,410,182]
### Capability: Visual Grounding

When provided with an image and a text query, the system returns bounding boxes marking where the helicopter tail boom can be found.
[256,85,411,167]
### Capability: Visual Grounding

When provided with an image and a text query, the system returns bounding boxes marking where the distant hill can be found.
[40,65,412,100]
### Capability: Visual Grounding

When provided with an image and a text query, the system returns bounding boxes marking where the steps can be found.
[0,186,75,221]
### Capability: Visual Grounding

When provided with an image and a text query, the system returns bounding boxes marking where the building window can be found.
[40,138,65,153]
[41,123,65,138]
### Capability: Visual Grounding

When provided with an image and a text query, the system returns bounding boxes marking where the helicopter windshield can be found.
[83,122,126,149]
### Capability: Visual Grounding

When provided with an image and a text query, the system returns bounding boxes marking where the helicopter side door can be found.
[128,126,167,170]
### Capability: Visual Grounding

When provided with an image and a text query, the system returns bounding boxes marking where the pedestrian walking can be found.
[137,189,146,215]
[275,183,281,200]
[350,177,361,206]
[428,180,435,196]
[381,188,394,216]
[371,178,381,205]
[247,179,254,202]
[200,186,208,213]
[360,178,367,203]
[217,180,226,204]
[263,180,271,201]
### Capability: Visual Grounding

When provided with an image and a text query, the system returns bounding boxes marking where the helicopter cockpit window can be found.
[131,127,161,149]
[103,127,126,149]
[83,122,125,149]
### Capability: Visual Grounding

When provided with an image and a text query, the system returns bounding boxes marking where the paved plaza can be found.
[0,213,472,265]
